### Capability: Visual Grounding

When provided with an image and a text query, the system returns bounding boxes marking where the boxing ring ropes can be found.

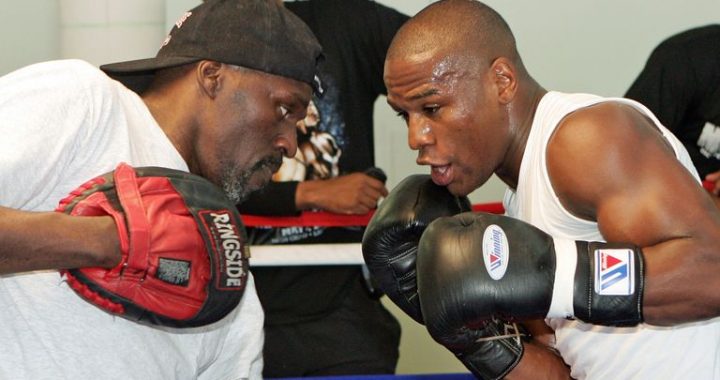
[243,179,718,266]
[243,202,506,267]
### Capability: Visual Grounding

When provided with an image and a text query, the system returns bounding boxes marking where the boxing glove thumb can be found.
[362,174,470,323]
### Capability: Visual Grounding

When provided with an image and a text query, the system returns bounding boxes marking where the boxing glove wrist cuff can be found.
[547,239,645,326]
[547,239,644,326]
[547,238,578,319]
[573,241,644,326]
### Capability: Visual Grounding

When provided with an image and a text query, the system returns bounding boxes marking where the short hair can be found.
[388,0,520,67]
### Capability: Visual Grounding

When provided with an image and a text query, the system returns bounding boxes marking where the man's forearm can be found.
[0,207,119,274]
[642,236,720,325]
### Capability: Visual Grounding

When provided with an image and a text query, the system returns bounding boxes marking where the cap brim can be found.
[100,56,201,93]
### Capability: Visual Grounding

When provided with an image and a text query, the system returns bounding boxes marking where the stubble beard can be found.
[220,155,283,204]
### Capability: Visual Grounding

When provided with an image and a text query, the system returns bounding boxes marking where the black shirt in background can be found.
[625,24,720,177]
[238,0,409,325]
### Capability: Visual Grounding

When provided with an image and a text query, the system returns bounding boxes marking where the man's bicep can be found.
[590,124,712,248]
[550,103,720,324]
[549,102,707,245]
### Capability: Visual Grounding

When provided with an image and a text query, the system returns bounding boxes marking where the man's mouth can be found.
[257,154,283,175]
[430,164,452,186]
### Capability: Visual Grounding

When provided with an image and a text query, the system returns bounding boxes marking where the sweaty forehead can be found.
[385,49,468,91]
[386,17,482,83]
[385,58,466,111]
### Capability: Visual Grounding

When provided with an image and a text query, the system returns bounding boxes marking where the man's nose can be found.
[408,115,434,151]
[276,122,298,158]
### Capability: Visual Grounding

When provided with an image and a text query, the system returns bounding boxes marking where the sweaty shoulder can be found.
[554,101,646,147]
[547,101,658,219]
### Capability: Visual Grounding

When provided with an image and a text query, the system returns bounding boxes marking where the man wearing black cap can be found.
[0,0,321,377]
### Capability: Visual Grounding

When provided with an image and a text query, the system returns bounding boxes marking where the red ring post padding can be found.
[241,202,505,228]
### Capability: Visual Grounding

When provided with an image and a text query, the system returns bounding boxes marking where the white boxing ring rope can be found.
[243,202,506,266]
[249,243,366,266]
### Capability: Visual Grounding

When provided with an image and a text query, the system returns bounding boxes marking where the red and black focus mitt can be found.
[55,162,249,328]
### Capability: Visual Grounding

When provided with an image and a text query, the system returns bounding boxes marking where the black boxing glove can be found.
[425,313,529,380]
[418,212,645,330]
[361,174,471,323]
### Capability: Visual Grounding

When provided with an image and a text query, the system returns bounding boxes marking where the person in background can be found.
[0,0,322,378]
[237,0,409,376]
[625,24,720,207]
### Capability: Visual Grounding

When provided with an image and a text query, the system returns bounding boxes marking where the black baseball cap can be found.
[100,0,324,95]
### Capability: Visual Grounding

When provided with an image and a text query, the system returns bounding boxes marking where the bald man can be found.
[363,0,720,379]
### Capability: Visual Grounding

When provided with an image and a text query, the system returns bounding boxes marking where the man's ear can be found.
[196,60,223,99]
[490,57,517,104]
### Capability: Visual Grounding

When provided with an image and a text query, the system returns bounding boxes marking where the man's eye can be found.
[423,105,439,114]
[279,105,290,118]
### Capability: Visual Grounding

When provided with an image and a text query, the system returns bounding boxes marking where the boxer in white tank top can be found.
[382,1,720,378]
[504,91,720,379]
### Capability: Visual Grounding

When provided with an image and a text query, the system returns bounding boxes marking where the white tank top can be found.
[504,91,720,380]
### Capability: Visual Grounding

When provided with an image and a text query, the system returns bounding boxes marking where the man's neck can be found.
[141,85,198,167]
[496,80,547,190]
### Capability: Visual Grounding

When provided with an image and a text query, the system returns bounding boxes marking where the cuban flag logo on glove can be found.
[594,249,635,296]
[482,224,509,280]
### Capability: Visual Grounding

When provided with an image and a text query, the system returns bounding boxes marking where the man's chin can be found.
[446,182,472,198]
[225,162,277,204]
[223,178,262,205]
[235,175,271,201]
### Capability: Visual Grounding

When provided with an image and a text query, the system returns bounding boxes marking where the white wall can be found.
[59,0,165,67]
[1,0,718,375]
[0,0,60,75]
